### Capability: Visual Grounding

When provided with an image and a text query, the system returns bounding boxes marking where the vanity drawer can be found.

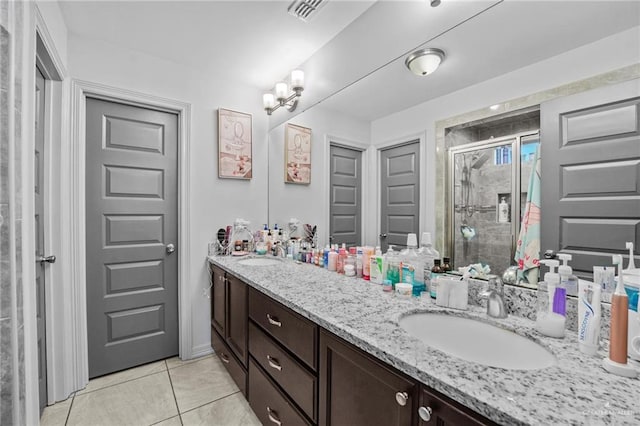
[248,358,312,426]
[249,322,317,421]
[249,288,318,370]
[211,327,246,395]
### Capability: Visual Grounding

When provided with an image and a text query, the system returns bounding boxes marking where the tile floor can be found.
[40,354,261,426]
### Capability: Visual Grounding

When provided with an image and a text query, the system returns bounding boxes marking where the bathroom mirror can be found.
[266,1,639,283]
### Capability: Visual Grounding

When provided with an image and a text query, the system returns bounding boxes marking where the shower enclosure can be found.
[448,131,540,276]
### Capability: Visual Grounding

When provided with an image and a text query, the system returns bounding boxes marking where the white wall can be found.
[68,35,270,357]
[369,26,640,245]
[268,105,371,246]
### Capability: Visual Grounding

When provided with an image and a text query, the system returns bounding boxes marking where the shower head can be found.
[470,152,489,169]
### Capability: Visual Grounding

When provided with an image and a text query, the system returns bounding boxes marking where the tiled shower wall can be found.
[1,0,27,424]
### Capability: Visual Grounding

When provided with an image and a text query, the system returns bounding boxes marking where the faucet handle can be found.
[488,276,504,295]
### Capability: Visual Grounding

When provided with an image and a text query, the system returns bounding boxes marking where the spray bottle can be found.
[602,254,637,377]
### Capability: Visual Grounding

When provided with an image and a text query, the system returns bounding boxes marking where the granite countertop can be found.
[208,255,640,425]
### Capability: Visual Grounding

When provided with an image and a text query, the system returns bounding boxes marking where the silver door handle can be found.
[166,244,175,254]
[266,407,282,426]
[418,406,433,422]
[266,355,282,371]
[379,233,387,238]
[329,235,334,241]
[38,255,56,264]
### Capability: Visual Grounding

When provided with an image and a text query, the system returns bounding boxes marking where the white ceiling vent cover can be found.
[288,0,329,22]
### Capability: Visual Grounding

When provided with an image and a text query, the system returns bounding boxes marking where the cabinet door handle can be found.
[219,353,230,364]
[266,313,282,327]
[418,406,433,422]
[218,275,224,282]
[266,407,282,426]
[266,355,282,371]
[395,391,409,406]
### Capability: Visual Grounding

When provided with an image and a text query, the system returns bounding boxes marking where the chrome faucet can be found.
[479,276,508,319]
[272,242,287,258]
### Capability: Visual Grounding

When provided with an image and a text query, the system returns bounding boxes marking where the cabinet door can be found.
[418,386,494,426]
[226,274,248,366]
[211,266,226,337]
[319,330,415,426]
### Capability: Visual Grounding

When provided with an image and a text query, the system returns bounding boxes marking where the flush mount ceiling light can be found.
[263,70,305,115]
[405,48,445,76]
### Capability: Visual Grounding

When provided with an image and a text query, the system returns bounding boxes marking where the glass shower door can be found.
[450,138,516,275]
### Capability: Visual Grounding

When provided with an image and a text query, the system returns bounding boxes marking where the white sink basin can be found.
[399,313,556,370]
[237,257,281,266]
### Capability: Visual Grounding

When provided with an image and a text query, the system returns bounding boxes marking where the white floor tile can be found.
[169,356,238,413]
[77,360,167,395]
[67,371,178,426]
[165,354,213,370]
[180,393,260,426]
[40,397,73,426]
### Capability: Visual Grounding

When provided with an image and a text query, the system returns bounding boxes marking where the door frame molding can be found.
[324,135,369,247]
[69,79,192,392]
[374,132,426,248]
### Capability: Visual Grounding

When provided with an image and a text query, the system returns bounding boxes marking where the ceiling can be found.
[57,1,640,124]
[58,0,376,89]
[319,0,640,121]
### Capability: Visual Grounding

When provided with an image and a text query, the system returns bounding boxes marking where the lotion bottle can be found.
[602,254,637,378]
[536,260,565,338]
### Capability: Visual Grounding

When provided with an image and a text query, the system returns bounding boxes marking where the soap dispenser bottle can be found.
[602,254,638,378]
[557,253,579,297]
[498,196,509,223]
[536,259,565,338]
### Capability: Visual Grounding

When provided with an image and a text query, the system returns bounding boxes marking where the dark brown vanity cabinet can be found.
[318,330,416,426]
[318,330,494,426]
[248,287,319,424]
[417,386,495,426]
[209,265,495,425]
[210,265,248,394]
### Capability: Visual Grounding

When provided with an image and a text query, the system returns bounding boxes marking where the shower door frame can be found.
[446,130,539,272]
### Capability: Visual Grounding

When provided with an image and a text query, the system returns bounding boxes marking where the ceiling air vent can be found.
[288,0,328,22]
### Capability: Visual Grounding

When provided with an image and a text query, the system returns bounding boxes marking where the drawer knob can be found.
[219,353,230,364]
[266,313,282,327]
[418,406,433,422]
[267,355,283,371]
[266,406,282,426]
[395,391,409,406]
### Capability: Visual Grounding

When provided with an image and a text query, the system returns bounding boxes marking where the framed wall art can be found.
[285,123,311,184]
[218,108,252,179]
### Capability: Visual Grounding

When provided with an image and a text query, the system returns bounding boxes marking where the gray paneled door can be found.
[329,145,362,247]
[380,141,420,252]
[541,79,640,279]
[35,67,48,414]
[86,98,178,378]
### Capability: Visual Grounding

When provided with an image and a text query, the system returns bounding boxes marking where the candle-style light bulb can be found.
[263,93,275,109]
[275,82,288,101]
[291,70,304,90]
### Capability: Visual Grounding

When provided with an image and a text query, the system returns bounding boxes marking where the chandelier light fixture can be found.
[263,70,305,115]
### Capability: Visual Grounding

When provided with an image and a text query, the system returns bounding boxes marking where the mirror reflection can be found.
[266,0,639,288]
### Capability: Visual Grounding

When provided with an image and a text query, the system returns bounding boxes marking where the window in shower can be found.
[448,131,540,277]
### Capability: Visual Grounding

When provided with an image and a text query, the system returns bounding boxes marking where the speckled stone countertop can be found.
[208,255,640,426]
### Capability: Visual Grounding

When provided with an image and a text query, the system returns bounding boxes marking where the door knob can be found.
[418,406,433,422]
[379,233,388,238]
[395,391,409,406]
[38,255,56,264]
[166,243,175,254]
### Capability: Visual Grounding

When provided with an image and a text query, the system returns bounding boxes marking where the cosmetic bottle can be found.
[337,246,346,274]
[328,249,338,272]
[362,247,374,280]
[370,247,383,284]
[322,245,330,268]
[356,247,363,278]
[602,254,637,378]
[430,260,443,299]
